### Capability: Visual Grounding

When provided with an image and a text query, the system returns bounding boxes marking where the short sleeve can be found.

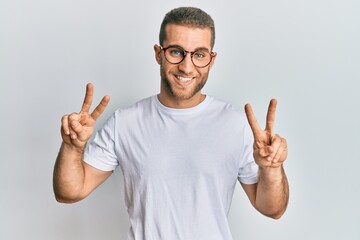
[237,119,259,184]
[84,113,119,171]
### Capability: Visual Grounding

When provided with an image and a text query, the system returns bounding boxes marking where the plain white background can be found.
[0,0,359,239]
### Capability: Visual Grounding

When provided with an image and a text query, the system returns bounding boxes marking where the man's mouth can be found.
[175,75,194,83]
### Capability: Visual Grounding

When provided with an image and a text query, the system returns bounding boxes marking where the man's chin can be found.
[170,91,194,101]
[162,76,205,101]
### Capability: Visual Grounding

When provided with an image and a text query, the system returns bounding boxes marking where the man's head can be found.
[159,7,215,50]
[154,7,217,108]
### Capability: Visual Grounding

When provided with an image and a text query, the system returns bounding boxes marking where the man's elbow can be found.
[53,189,86,204]
[54,195,79,204]
[254,197,289,220]
[265,211,285,220]
[259,208,286,220]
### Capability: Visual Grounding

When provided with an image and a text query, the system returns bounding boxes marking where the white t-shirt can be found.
[84,95,258,240]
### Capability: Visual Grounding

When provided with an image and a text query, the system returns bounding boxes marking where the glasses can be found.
[160,45,215,68]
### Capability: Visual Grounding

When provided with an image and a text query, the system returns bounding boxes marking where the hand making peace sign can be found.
[61,83,110,150]
[245,99,288,168]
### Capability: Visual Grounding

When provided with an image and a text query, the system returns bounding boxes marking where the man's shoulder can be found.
[113,96,154,115]
[207,96,246,117]
[204,96,250,135]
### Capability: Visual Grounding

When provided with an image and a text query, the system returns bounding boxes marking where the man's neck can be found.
[157,92,206,109]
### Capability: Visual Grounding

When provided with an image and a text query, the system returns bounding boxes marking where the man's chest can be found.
[116,120,243,183]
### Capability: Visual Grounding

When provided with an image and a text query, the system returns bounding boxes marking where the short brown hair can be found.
[159,7,215,49]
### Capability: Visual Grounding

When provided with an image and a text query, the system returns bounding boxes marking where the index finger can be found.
[245,103,262,136]
[80,83,94,113]
[265,99,277,134]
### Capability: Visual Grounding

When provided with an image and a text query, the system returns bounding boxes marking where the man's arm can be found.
[241,166,289,219]
[243,99,289,219]
[53,83,111,203]
[53,143,112,203]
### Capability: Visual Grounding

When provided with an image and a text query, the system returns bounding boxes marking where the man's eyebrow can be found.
[194,47,211,52]
[167,44,211,52]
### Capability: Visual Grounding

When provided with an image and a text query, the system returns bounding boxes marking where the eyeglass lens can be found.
[164,47,212,68]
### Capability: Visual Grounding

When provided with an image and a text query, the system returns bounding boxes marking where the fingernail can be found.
[267,156,272,162]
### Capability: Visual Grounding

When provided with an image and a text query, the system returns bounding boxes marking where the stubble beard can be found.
[160,67,209,101]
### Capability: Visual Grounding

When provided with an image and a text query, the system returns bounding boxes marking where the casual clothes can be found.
[84,95,258,240]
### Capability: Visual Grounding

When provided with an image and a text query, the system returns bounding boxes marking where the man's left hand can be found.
[245,99,288,168]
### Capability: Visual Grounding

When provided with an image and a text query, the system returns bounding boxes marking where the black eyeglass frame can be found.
[160,45,216,68]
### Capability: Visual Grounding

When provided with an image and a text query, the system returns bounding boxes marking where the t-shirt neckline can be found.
[152,95,212,116]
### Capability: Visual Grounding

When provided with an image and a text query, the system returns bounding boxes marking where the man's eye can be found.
[194,52,206,59]
[170,49,182,56]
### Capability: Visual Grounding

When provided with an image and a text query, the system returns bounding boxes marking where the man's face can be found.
[154,24,216,108]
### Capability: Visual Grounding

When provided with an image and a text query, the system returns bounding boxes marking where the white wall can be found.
[0,0,359,239]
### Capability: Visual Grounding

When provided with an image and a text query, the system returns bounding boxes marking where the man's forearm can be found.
[255,166,289,219]
[53,142,86,203]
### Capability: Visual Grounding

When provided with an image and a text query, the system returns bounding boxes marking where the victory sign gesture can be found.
[245,99,288,169]
[61,83,110,150]
[54,84,111,202]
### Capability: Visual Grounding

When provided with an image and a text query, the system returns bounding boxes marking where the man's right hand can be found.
[61,83,110,150]
[54,83,111,203]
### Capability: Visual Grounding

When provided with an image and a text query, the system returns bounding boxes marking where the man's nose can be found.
[178,53,195,74]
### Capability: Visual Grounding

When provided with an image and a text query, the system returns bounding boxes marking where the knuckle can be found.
[69,112,79,120]
[61,115,69,122]
[259,150,268,157]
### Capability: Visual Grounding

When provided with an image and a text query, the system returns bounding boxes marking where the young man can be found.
[53,7,289,240]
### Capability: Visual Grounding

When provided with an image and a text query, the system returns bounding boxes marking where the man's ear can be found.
[209,52,217,69]
[154,44,161,64]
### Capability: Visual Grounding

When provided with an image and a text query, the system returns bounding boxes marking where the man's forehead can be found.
[163,24,212,49]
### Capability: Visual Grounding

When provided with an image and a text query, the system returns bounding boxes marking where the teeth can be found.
[176,76,193,82]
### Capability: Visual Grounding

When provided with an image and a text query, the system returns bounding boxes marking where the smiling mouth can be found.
[175,75,194,83]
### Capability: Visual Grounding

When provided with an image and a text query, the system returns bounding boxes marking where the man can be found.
[53,6,289,240]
